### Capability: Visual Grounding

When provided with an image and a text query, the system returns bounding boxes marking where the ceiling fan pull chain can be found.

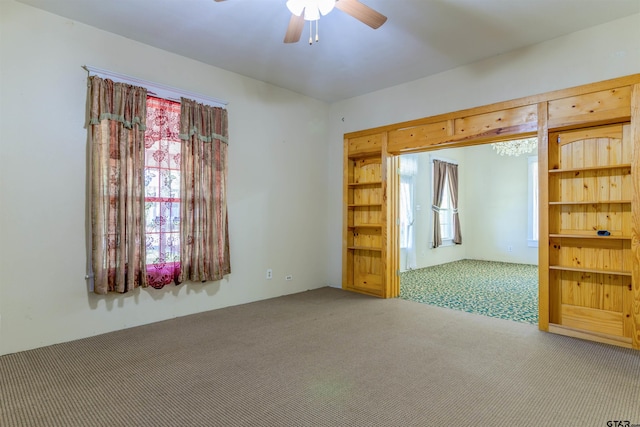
[315,19,319,43]
[309,20,313,45]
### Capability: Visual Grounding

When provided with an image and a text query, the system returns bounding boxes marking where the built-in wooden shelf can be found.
[549,233,632,240]
[549,265,632,277]
[348,203,382,208]
[348,151,382,160]
[347,246,383,252]
[548,164,631,173]
[348,181,382,187]
[348,224,384,229]
[549,200,631,205]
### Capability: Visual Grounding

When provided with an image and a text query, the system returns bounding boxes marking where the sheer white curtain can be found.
[399,155,417,270]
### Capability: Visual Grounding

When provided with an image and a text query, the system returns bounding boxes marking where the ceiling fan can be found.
[214,0,387,44]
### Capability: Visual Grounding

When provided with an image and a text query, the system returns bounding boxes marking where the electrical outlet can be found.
[285,275,293,281]
[266,269,273,280]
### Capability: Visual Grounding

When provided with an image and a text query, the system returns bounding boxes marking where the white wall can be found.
[0,1,330,355]
[327,14,640,288]
[464,145,538,265]
[401,145,537,271]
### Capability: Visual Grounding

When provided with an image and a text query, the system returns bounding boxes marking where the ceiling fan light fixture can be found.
[286,0,305,17]
[286,0,336,21]
[317,0,336,16]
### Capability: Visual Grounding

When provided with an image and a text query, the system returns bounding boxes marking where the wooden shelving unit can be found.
[343,133,398,298]
[342,74,639,349]
[546,123,634,347]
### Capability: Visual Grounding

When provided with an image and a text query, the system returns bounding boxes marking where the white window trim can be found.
[83,65,228,108]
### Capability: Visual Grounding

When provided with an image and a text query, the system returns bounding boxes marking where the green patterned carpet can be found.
[400,259,538,324]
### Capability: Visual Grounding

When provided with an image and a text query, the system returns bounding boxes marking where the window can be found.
[431,158,461,248]
[88,75,230,294]
[528,156,539,247]
[144,97,182,288]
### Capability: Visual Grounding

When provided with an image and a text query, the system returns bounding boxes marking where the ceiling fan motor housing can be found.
[286,0,336,21]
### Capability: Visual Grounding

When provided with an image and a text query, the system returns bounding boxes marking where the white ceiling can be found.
[17,0,640,102]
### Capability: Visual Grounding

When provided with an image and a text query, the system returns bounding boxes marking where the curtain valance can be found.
[179,98,229,144]
[88,76,147,130]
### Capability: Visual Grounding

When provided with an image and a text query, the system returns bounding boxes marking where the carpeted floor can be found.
[1,287,639,426]
[400,259,538,324]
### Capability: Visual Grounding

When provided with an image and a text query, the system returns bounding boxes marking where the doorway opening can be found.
[397,140,539,324]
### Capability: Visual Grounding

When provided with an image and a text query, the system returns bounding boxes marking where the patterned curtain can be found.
[89,77,148,294]
[446,162,462,244]
[431,159,447,248]
[178,98,231,282]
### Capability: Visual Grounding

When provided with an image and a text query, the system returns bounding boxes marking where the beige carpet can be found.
[1,287,639,427]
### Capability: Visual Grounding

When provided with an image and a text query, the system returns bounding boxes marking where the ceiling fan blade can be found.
[284,13,305,43]
[335,0,387,29]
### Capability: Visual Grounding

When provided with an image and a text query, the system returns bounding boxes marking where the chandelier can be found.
[286,0,336,43]
[491,138,537,156]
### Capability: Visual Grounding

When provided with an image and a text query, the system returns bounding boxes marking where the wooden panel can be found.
[352,250,383,295]
[558,271,626,312]
[352,205,382,226]
[623,277,634,338]
[548,270,561,325]
[348,134,383,157]
[549,237,631,273]
[454,105,537,138]
[342,138,351,290]
[388,121,452,153]
[354,273,383,294]
[548,87,631,129]
[560,275,599,310]
[345,74,640,140]
[352,227,382,249]
[561,304,623,337]
[352,157,382,183]
[385,155,399,298]
[538,102,551,331]
[380,135,396,298]
[558,125,623,146]
[631,84,640,349]
[548,324,632,348]
[353,186,381,205]
[550,167,632,203]
[345,249,354,288]
[550,203,632,236]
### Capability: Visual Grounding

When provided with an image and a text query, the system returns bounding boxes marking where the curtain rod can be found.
[83,65,228,108]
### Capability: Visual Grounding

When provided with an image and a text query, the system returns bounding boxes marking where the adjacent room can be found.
[1,0,639,425]
[398,141,539,324]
